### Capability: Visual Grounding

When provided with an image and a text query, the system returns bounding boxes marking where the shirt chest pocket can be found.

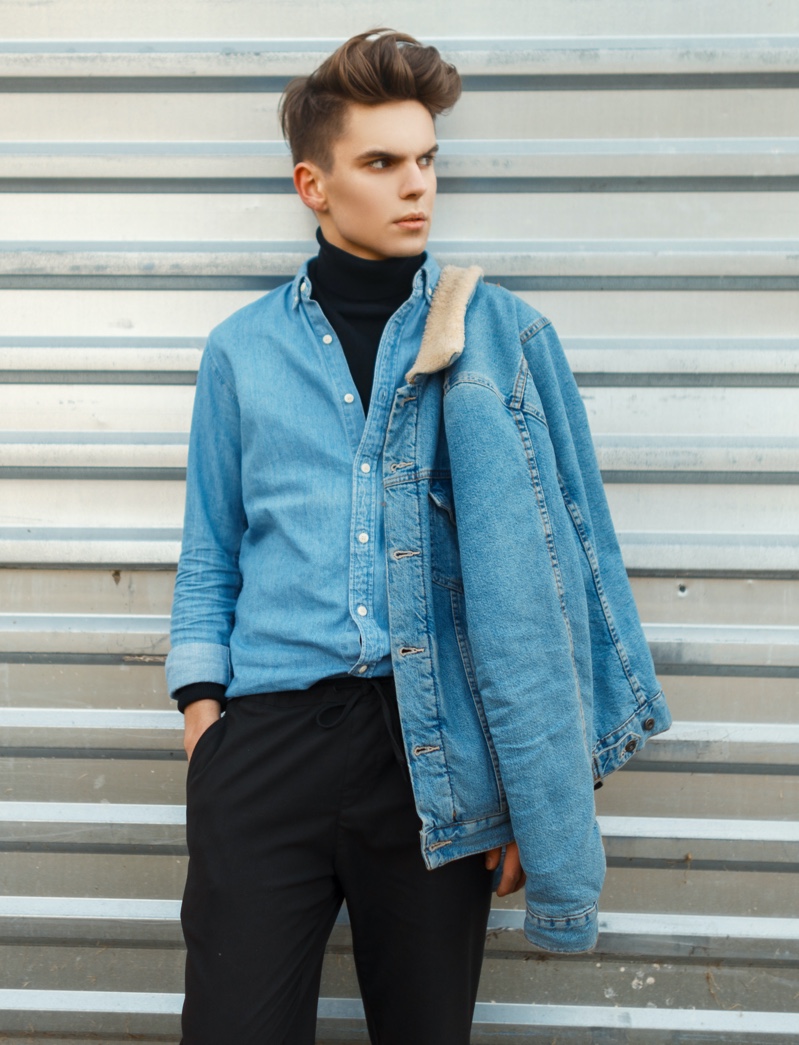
[428,478,463,592]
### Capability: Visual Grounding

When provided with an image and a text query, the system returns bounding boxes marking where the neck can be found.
[313,228,425,302]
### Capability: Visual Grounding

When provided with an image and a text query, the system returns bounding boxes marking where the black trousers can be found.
[180,676,493,1045]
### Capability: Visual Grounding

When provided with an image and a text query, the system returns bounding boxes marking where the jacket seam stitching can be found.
[450,588,508,810]
[527,903,596,926]
[558,480,647,707]
[413,430,458,824]
[519,316,552,345]
[512,405,589,752]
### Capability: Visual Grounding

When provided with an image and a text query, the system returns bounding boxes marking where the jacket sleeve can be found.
[165,336,245,698]
[522,319,626,591]
[522,317,664,729]
[443,337,605,953]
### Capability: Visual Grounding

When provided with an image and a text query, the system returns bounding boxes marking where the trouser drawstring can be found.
[314,677,409,781]
[315,688,363,729]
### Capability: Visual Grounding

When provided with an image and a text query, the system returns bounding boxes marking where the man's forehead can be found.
[336,100,436,151]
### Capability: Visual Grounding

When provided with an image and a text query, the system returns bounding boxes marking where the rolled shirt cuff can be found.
[166,641,232,698]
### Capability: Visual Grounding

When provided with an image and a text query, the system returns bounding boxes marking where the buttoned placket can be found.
[297,268,431,678]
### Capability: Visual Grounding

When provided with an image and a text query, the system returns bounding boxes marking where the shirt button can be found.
[322,334,333,344]
[344,393,355,404]
[357,605,368,617]
[358,532,369,544]
[300,281,307,292]
[357,664,368,674]
[360,462,371,474]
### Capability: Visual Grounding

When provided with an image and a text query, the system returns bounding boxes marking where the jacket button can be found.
[625,739,637,753]
[643,717,655,731]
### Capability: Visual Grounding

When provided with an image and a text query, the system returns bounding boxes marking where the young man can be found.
[167,28,670,1045]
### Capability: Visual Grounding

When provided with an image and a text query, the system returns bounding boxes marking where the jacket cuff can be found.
[175,682,228,714]
[523,902,599,953]
[166,642,232,698]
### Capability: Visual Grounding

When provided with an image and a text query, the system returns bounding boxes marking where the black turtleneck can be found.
[307,228,425,412]
[175,230,425,714]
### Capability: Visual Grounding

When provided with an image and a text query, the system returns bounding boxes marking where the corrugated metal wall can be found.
[0,1,797,1040]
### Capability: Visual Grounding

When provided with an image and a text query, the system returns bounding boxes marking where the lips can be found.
[395,213,427,227]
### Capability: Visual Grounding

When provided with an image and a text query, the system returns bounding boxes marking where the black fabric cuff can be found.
[175,682,228,714]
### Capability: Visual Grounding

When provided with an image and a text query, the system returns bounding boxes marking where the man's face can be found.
[301,99,438,261]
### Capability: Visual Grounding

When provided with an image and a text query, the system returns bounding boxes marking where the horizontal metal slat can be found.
[1,240,797,283]
[7,192,799,245]
[0,530,797,575]
[484,909,799,961]
[0,431,187,472]
[0,335,203,378]
[2,710,797,770]
[2,433,796,481]
[2,138,798,183]
[1,896,796,963]
[0,989,795,1042]
[645,623,799,670]
[0,804,795,866]
[596,436,799,478]
[1,36,798,78]
[3,478,796,535]
[635,721,799,767]
[568,337,799,383]
[0,613,171,656]
[3,615,796,670]
[0,707,182,752]
[599,815,799,867]
[1,336,796,385]
[620,533,799,579]
[0,528,181,568]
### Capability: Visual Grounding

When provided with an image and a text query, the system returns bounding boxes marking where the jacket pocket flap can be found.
[428,480,456,525]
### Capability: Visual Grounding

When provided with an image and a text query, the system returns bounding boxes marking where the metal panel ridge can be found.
[1,36,799,76]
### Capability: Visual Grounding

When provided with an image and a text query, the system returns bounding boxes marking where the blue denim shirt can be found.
[167,255,439,697]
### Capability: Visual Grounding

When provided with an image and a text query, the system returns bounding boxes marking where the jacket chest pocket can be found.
[428,478,463,591]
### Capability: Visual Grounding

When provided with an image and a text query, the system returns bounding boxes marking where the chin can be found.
[388,238,429,258]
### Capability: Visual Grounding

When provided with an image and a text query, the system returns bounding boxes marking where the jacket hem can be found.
[420,811,513,870]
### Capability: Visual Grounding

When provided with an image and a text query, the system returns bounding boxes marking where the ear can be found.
[293,161,328,214]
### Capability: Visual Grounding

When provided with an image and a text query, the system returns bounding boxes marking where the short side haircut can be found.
[280,28,462,169]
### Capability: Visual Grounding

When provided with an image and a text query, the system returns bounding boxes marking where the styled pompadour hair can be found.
[279,29,462,170]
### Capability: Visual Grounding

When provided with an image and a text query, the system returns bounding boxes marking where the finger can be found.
[505,871,527,896]
[484,846,501,870]
[497,848,525,896]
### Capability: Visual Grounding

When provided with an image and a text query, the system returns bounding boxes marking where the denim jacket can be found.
[383,265,671,953]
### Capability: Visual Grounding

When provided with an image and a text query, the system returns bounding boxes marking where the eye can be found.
[368,157,390,169]
[419,154,436,167]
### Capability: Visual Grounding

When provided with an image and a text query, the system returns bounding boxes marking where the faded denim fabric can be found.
[167,258,670,953]
[167,257,438,697]
[382,274,670,952]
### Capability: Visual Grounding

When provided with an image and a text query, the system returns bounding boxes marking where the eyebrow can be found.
[355,143,439,162]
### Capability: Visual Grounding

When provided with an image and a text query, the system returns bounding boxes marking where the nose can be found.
[401,161,428,198]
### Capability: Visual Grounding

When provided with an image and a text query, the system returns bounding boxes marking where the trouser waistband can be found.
[235,675,407,778]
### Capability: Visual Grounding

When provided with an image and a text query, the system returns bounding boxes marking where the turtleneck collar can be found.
[312,227,426,304]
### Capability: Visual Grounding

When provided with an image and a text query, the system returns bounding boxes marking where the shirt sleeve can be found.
[165,336,245,699]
